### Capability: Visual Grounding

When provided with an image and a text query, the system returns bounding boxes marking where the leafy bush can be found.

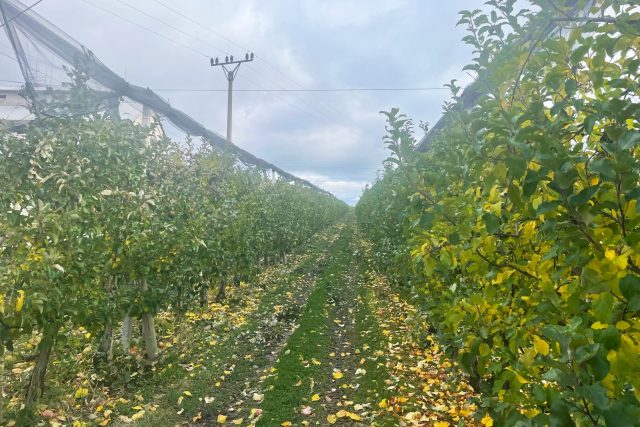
[357,1,640,425]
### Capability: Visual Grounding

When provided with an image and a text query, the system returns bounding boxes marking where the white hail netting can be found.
[0,0,329,194]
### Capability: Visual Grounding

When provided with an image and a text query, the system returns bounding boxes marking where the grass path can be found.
[112,224,345,426]
[256,223,482,427]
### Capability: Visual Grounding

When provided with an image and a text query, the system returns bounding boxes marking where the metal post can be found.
[210,52,254,143]
[226,71,233,143]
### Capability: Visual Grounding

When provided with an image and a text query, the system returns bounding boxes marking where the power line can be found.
[79,0,208,58]
[148,0,348,121]
[109,0,336,122]
[0,78,24,83]
[151,0,240,55]
[78,0,335,124]
[153,87,447,93]
[0,0,44,29]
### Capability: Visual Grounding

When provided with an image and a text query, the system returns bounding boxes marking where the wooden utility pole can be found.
[210,52,254,143]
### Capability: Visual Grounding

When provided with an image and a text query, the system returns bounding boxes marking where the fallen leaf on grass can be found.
[131,411,145,421]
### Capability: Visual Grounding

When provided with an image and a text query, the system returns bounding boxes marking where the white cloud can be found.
[301,0,407,28]
[294,172,369,205]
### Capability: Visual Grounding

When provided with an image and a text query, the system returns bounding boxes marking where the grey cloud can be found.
[3,0,482,203]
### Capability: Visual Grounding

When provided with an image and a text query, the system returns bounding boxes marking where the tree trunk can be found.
[121,314,132,353]
[96,323,114,361]
[141,312,159,360]
[26,322,59,403]
[140,280,159,360]
[215,276,226,302]
[199,280,209,307]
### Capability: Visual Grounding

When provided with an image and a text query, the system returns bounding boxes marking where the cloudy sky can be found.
[1,0,480,204]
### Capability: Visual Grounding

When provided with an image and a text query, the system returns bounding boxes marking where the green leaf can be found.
[506,156,526,178]
[569,185,599,207]
[507,183,523,209]
[594,326,620,352]
[536,200,562,216]
[564,78,577,96]
[604,402,640,427]
[619,130,640,150]
[482,212,501,234]
[549,399,573,427]
[619,274,640,302]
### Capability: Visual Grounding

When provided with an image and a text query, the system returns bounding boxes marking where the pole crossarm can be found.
[210,52,253,144]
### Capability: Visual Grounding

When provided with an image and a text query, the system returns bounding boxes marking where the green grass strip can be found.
[120,227,341,427]
[258,226,353,426]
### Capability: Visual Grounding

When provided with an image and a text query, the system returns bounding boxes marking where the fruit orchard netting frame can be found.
[0,0,329,194]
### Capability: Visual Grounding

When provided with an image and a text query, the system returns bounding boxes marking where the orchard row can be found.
[0,82,347,402]
[357,1,640,425]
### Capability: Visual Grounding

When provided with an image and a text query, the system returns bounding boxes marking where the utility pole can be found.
[210,52,254,143]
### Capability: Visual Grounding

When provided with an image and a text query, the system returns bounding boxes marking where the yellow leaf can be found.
[522,408,540,418]
[533,335,550,356]
[605,249,616,260]
[378,398,387,408]
[327,415,337,424]
[346,412,362,421]
[505,368,529,384]
[336,410,347,418]
[481,414,494,427]
[131,406,143,411]
[232,419,243,425]
[332,371,343,379]
[217,414,228,424]
[131,411,145,421]
[15,290,25,312]
[616,321,631,331]
[183,391,192,397]
[434,422,450,427]
[0,292,4,314]
[281,422,292,426]
[311,394,320,402]
[74,388,89,399]
[591,321,608,330]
